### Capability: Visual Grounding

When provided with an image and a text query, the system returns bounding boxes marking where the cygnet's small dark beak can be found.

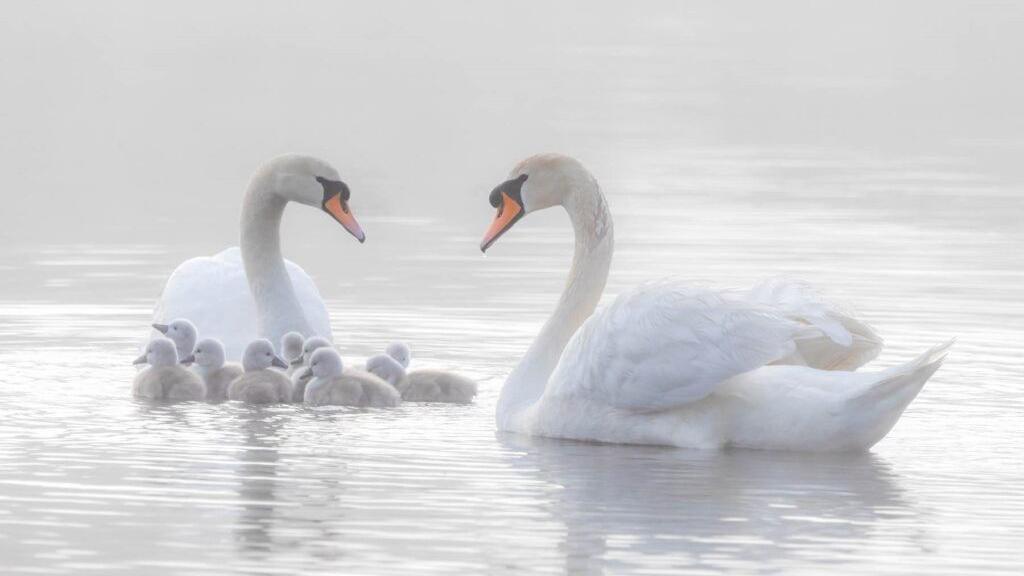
[132,353,148,365]
[272,355,288,369]
[180,354,195,365]
[152,323,169,334]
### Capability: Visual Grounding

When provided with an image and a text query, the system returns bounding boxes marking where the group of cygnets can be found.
[132,319,477,407]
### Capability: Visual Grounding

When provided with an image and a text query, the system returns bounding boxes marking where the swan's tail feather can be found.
[847,340,953,410]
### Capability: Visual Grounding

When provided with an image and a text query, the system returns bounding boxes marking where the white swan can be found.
[480,153,951,452]
[281,331,305,376]
[290,336,331,403]
[132,337,205,401]
[183,337,243,402]
[305,348,400,407]
[151,155,366,360]
[227,339,293,404]
[366,342,478,403]
[151,318,198,364]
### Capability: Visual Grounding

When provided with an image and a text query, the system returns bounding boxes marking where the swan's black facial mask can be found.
[480,174,528,252]
[316,176,365,243]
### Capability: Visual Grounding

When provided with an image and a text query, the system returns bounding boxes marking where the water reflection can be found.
[234,408,284,555]
[500,434,923,574]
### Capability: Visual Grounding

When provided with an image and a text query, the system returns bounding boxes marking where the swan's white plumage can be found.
[548,280,804,411]
[486,153,949,452]
[154,248,330,361]
[738,277,883,371]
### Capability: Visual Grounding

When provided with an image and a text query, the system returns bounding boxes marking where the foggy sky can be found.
[1,0,1021,245]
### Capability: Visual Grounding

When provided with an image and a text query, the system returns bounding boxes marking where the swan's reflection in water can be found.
[499,433,925,574]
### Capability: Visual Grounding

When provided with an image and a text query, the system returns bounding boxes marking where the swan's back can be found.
[153,247,331,360]
[228,369,293,404]
[133,366,205,401]
[305,369,400,407]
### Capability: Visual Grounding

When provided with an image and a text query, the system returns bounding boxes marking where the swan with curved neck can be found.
[481,153,950,451]
[151,155,365,360]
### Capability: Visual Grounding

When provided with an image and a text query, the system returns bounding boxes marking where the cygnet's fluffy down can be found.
[228,339,293,404]
[376,342,477,403]
[281,331,305,376]
[304,348,400,408]
[366,353,407,388]
[184,338,243,401]
[152,318,199,364]
[132,337,206,401]
[291,336,332,403]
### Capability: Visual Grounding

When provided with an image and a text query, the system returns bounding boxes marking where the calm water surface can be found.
[0,150,1022,574]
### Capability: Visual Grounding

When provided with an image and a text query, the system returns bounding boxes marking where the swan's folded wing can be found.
[733,277,883,371]
[547,281,801,412]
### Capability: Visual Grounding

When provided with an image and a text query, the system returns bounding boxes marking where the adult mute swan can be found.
[132,337,205,401]
[304,348,400,408]
[151,155,366,360]
[227,339,293,404]
[480,153,951,452]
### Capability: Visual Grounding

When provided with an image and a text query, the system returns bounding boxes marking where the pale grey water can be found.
[2,1,1024,574]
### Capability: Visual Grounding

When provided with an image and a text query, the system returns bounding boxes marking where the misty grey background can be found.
[2,1,1022,244]
[1,2,1023,575]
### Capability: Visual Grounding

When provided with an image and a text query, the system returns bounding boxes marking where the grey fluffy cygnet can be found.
[304,348,400,408]
[152,318,198,364]
[290,336,331,403]
[227,339,293,404]
[281,331,305,376]
[132,337,205,401]
[184,338,243,402]
[367,342,477,403]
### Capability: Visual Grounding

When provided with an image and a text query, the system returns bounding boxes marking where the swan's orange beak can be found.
[323,194,366,243]
[480,192,523,252]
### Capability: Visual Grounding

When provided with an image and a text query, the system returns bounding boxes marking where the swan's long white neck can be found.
[240,180,313,341]
[497,177,613,429]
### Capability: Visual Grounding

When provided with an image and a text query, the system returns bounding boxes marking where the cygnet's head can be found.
[302,336,332,363]
[242,339,289,372]
[480,153,595,252]
[385,342,411,369]
[309,348,344,379]
[252,154,365,243]
[134,337,179,368]
[281,332,305,365]
[188,338,226,369]
[152,318,198,361]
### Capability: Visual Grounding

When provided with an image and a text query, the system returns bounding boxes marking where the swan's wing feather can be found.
[734,277,883,371]
[151,248,334,360]
[153,248,256,359]
[549,281,800,412]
